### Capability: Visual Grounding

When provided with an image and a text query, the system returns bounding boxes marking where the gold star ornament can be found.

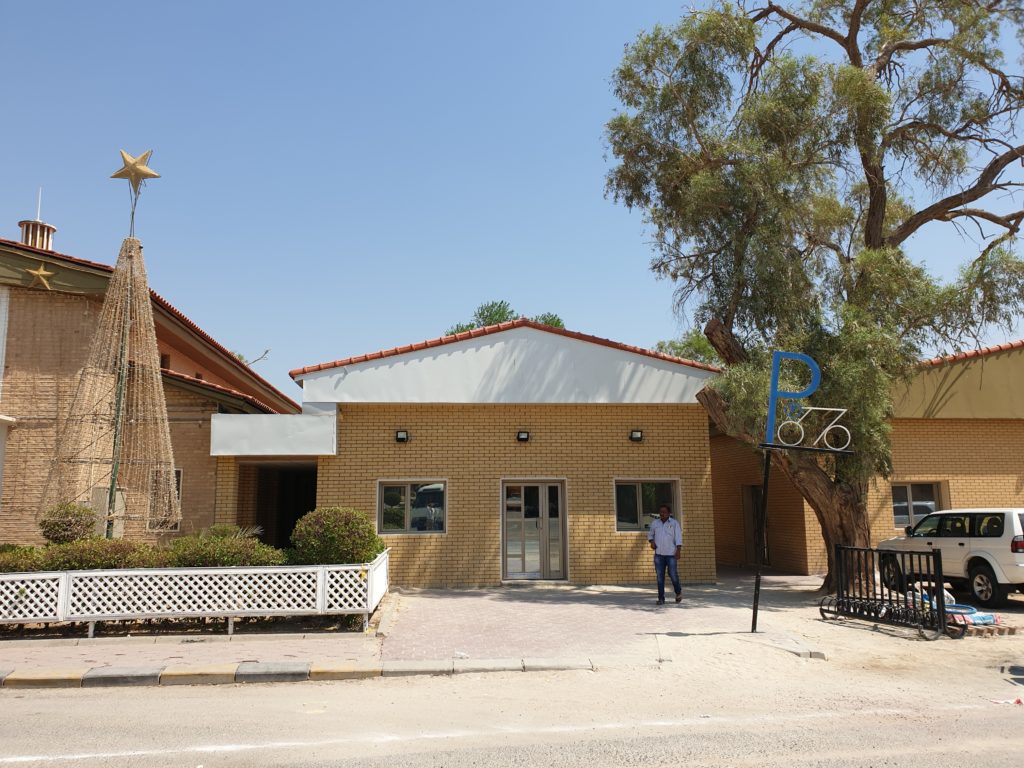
[26,262,55,290]
[110,149,160,195]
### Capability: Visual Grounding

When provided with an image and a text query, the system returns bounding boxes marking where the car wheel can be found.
[969,563,1008,608]
[880,556,905,592]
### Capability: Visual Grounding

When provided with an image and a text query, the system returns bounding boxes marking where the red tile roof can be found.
[0,237,299,413]
[289,317,722,379]
[920,338,1024,367]
[161,369,276,413]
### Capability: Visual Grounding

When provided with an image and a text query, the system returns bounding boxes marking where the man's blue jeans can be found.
[654,554,681,601]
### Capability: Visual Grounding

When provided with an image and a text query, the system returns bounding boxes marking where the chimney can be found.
[18,219,56,251]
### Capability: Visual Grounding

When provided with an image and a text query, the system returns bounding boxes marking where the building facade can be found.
[212,320,719,586]
[0,228,299,544]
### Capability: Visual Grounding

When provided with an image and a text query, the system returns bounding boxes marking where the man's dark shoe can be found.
[675,594,682,603]
[656,599,665,605]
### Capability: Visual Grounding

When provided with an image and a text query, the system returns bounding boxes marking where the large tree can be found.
[606,0,1024,587]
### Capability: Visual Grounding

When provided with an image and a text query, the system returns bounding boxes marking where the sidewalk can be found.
[0,569,1017,688]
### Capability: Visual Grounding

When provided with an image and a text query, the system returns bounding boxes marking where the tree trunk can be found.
[697,385,872,593]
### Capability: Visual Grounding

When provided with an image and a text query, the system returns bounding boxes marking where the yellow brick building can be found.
[212,320,719,587]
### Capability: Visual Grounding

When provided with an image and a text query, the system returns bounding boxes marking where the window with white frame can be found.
[891,482,940,528]
[379,481,446,533]
[615,480,676,531]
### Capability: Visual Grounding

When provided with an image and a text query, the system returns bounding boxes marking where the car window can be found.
[912,515,941,536]
[938,514,971,537]
[975,513,1005,538]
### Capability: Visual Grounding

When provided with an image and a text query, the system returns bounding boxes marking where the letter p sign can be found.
[765,351,820,445]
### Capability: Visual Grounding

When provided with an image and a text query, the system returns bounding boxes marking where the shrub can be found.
[39,503,98,544]
[0,546,45,573]
[197,524,264,540]
[167,534,286,568]
[289,507,385,565]
[42,538,164,571]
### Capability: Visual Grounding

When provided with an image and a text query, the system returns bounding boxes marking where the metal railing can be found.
[0,549,389,634]
[819,545,961,640]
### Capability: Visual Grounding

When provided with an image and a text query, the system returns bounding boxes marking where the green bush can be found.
[0,546,45,573]
[42,538,165,571]
[39,503,98,544]
[167,534,286,568]
[196,524,264,539]
[289,507,385,565]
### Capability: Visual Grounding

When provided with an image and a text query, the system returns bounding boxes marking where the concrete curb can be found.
[82,666,164,687]
[159,663,238,686]
[235,661,310,684]
[3,668,87,688]
[0,656,623,689]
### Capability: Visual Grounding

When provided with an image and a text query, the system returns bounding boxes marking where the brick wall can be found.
[0,287,223,544]
[1,289,99,543]
[866,418,1024,539]
[709,435,812,572]
[313,403,715,588]
[716,419,1024,576]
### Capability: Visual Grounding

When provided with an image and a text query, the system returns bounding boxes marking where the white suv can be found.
[877,509,1024,608]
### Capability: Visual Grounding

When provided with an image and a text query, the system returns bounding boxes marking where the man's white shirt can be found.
[647,516,682,556]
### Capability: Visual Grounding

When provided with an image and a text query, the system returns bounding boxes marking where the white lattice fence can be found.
[0,550,389,625]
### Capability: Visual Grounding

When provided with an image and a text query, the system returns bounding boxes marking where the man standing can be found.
[648,503,682,605]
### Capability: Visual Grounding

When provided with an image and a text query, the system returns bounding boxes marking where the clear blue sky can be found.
[1,1,1014,397]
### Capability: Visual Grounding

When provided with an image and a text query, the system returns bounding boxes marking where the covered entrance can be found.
[502,481,566,579]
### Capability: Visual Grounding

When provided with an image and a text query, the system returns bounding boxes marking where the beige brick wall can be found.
[724,418,1024,575]
[866,418,1024,540]
[314,403,715,588]
[710,436,813,573]
[1,289,100,543]
[0,287,224,544]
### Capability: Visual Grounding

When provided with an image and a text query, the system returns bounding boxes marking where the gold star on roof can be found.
[110,149,160,195]
[26,262,55,290]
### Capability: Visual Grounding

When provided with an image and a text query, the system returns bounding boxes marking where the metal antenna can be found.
[36,187,42,221]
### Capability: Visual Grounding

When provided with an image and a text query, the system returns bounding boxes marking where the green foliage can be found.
[0,546,45,573]
[199,524,265,540]
[167,532,285,568]
[39,503,98,544]
[42,539,165,571]
[445,300,565,335]
[654,329,721,365]
[289,507,386,565]
[532,312,565,329]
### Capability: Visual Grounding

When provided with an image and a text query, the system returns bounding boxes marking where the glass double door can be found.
[503,482,565,579]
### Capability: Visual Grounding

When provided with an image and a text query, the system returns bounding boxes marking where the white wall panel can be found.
[296,327,714,404]
[210,414,336,456]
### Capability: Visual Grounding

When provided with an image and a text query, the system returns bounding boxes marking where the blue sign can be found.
[765,351,821,445]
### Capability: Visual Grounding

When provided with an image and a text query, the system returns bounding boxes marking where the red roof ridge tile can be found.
[920,337,1024,367]
[0,237,299,413]
[161,369,278,413]
[290,317,722,378]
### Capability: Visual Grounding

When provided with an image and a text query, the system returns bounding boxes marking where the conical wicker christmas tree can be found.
[41,151,180,535]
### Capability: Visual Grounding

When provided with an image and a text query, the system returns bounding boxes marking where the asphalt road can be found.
[2,661,1022,768]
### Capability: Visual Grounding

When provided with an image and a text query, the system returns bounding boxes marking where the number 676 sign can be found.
[764,352,852,453]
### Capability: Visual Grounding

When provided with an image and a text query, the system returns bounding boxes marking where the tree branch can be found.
[887,143,1024,245]
[870,38,947,76]
[762,2,849,50]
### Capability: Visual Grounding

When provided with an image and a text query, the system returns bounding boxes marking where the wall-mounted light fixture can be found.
[516,431,530,442]
[629,430,644,442]
[395,430,410,443]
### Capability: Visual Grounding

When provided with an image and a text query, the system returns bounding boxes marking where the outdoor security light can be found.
[395,430,409,443]
[516,431,530,442]
[629,430,644,442]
